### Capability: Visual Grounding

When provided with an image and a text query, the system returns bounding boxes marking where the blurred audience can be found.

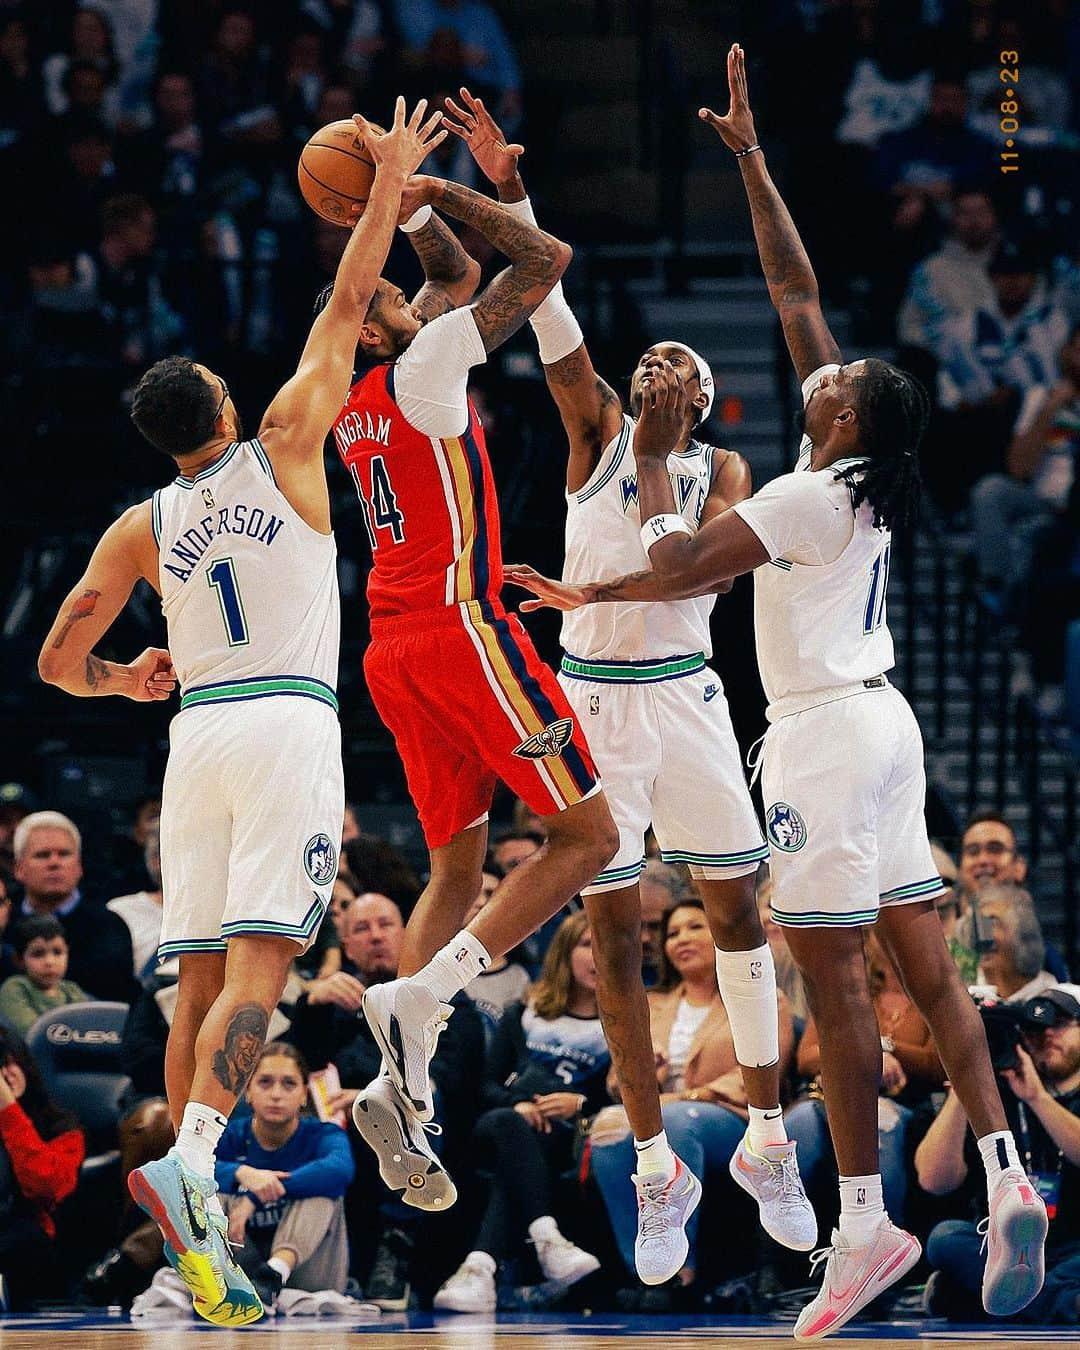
[0,916,89,1035]
[435,912,607,1313]
[975,886,1059,1003]
[0,1026,85,1308]
[464,864,530,1043]
[107,824,162,980]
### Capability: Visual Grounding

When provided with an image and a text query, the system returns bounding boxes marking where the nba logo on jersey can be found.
[766,802,807,853]
[513,717,575,760]
[303,833,337,885]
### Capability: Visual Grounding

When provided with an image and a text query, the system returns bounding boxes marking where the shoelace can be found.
[760,1150,805,1206]
[808,1244,836,1284]
[977,1216,991,1254]
[636,1177,677,1242]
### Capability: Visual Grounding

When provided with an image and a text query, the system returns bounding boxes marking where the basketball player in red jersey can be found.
[328,169,619,1209]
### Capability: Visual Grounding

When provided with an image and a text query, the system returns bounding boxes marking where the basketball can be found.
[297,118,382,226]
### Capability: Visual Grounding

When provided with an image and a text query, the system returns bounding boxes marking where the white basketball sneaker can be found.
[632,1155,703,1286]
[794,1219,921,1340]
[981,1168,1048,1316]
[433,1254,497,1313]
[351,1076,457,1211]
[531,1231,600,1287]
[362,979,451,1122]
[729,1135,817,1251]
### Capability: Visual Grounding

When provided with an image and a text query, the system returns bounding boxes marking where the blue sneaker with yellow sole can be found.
[129,1153,262,1326]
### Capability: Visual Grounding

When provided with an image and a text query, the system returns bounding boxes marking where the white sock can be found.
[633,1129,676,1180]
[173,1102,228,1178]
[267,1256,291,1284]
[978,1130,1023,1194]
[714,943,781,1068]
[412,931,492,1004]
[747,1103,789,1151]
[838,1173,886,1246]
[528,1215,560,1246]
[464,1249,496,1276]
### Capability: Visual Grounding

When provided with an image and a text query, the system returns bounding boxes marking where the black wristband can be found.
[735,143,762,159]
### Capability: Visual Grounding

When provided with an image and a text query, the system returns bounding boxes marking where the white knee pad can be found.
[714,942,780,1068]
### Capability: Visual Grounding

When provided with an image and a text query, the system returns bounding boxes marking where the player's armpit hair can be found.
[834,360,930,533]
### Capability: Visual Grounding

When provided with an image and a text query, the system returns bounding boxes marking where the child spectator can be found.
[0,1026,85,1307]
[0,916,89,1036]
[217,1042,354,1312]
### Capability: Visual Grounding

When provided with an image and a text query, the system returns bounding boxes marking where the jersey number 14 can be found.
[349,456,406,550]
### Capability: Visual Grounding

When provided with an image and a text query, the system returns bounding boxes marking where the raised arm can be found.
[37,503,177,701]
[401,208,482,323]
[700,45,841,383]
[403,173,571,354]
[443,88,622,487]
[259,99,445,461]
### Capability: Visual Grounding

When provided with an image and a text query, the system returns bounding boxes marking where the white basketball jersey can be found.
[734,412,895,719]
[561,414,716,660]
[153,439,340,696]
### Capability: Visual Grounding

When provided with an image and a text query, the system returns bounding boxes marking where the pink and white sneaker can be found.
[981,1168,1048,1316]
[793,1220,921,1340]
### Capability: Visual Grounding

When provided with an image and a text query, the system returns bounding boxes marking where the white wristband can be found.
[399,204,433,233]
[500,194,537,225]
[640,514,693,554]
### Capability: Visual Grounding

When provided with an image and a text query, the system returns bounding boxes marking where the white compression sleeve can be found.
[500,195,583,364]
[714,943,781,1067]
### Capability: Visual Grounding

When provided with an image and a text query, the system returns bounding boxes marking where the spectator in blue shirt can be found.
[217,1042,354,1310]
[394,0,521,127]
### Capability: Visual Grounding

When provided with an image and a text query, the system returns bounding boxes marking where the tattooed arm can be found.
[424,179,572,353]
[407,211,482,323]
[700,44,841,382]
[37,501,176,701]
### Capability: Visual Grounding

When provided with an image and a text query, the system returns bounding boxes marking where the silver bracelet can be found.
[735,143,762,159]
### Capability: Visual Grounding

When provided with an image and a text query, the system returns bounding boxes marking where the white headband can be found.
[655,340,715,421]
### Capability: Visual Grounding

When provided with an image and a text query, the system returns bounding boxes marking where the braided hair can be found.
[832,359,930,533]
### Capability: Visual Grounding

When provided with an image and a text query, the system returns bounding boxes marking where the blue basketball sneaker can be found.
[128,1154,231,1318]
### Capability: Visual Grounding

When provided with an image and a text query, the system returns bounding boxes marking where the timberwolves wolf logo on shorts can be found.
[766,802,808,853]
[303,833,337,884]
[513,717,575,760]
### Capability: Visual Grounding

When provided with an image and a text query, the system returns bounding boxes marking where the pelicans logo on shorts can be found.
[766,802,807,853]
[303,833,338,885]
[513,717,575,760]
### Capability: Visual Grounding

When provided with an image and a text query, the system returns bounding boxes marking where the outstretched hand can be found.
[442,87,523,187]
[633,359,689,460]
[354,97,446,179]
[504,563,593,613]
[699,43,758,154]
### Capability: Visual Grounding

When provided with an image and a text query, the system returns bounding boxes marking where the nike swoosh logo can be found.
[181,1174,208,1243]
[704,686,720,702]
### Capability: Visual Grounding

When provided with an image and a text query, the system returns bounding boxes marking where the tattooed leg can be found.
[187,935,297,1116]
[583,886,663,1141]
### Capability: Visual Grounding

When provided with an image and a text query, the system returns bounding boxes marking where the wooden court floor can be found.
[2,1311,1078,1349]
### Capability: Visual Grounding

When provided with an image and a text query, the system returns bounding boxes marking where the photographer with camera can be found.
[916,986,1080,1322]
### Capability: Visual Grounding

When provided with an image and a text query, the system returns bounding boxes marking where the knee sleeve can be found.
[714,942,780,1068]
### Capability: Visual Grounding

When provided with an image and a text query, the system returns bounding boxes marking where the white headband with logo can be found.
[655,340,715,421]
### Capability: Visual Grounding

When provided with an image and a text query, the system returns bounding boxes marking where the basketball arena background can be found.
[0,0,1078,1338]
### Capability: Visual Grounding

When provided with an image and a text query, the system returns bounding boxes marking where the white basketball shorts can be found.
[158,695,345,961]
[559,657,768,894]
[760,685,945,928]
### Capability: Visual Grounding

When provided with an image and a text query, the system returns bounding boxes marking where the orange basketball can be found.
[297,118,382,226]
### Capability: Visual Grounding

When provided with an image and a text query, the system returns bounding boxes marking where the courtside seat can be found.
[25,1001,131,1157]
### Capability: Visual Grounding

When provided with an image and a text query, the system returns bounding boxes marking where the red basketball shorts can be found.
[364,600,600,850]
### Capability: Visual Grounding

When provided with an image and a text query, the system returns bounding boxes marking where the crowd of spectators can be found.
[1,791,1078,1326]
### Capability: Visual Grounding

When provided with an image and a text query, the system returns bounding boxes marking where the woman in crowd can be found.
[216,1042,354,1311]
[0,1026,85,1307]
[590,897,796,1294]
[434,912,609,1313]
[787,929,945,1225]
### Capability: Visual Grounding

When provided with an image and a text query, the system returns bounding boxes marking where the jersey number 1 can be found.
[208,557,250,647]
[350,456,406,549]
[863,544,891,634]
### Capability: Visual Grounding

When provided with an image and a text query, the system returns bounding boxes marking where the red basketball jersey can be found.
[334,363,504,620]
